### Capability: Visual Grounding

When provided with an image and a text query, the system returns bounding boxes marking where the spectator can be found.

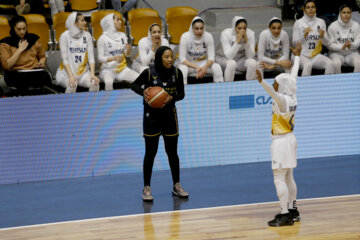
[43,0,65,18]
[328,5,360,73]
[216,16,256,81]
[132,23,169,74]
[14,0,31,15]
[55,12,100,93]
[0,15,51,96]
[257,17,291,77]
[97,13,139,90]
[178,16,224,84]
[292,0,335,76]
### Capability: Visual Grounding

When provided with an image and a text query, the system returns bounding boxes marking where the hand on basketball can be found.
[161,94,173,108]
[143,87,151,103]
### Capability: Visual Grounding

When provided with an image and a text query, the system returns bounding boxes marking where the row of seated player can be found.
[1,3,360,95]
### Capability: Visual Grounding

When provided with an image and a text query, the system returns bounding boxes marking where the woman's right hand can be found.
[18,40,28,53]
[68,76,77,88]
[113,55,123,63]
[143,87,151,102]
[151,39,161,52]
[303,27,311,39]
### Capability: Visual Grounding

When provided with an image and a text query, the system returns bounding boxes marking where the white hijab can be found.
[65,12,82,38]
[302,1,317,26]
[100,13,123,41]
[337,6,354,29]
[275,73,297,96]
[267,17,283,44]
[231,16,247,42]
[189,16,206,45]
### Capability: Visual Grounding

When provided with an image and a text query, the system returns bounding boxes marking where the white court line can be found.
[1,193,359,231]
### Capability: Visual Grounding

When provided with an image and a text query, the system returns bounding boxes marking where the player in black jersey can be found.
[131,46,189,201]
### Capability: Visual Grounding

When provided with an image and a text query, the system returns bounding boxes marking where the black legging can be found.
[143,135,180,186]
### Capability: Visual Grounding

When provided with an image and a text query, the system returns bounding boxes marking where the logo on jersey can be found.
[83,37,87,44]
[121,38,125,45]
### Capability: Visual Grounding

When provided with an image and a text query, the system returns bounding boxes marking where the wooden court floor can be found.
[0,194,359,240]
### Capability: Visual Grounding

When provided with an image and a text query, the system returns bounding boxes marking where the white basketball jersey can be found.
[61,32,89,77]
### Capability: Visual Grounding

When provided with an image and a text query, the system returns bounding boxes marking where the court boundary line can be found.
[1,193,359,231]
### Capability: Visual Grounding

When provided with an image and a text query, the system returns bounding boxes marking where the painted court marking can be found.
[1,194,359,231]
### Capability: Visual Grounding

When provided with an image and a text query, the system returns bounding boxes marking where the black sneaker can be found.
[268,213,294,227]
[289,208,300,222]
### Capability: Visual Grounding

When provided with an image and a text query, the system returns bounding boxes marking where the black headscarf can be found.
[154,46,175,81]
[0,15,39,50]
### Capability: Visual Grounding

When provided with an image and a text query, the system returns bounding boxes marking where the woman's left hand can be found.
[35,62,46,68]
[91,75,100,86]
[161,94,173,108]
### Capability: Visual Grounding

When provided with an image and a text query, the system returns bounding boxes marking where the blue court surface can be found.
[0,154,359,229]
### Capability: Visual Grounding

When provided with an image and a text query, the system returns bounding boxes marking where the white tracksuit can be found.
[55,12,99,93]
[132,25,169,74]
[178,16,224,84]
[216,16,256,81]
[97,14,139,90]
[328,16,360,73]
[292,14,335,76]
[257,28,290,75]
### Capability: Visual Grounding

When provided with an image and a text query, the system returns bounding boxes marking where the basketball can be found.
[146,86,169,108]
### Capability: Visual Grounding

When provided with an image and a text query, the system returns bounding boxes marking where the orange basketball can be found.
[146,86,169,108]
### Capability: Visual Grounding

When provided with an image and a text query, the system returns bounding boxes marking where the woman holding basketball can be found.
[131,46,188,201]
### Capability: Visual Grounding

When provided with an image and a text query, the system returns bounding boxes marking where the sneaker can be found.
[172,182,189,198]
[289,208,300,222]
[268,213,294,227]
[142,185,153,202]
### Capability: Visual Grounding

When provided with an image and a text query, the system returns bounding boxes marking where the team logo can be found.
[121,38,124,44]
[203,42,206,48]
[108,42,112,48]
[83,37,87,44]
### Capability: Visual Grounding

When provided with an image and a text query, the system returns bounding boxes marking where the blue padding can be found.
[0,73,359,184]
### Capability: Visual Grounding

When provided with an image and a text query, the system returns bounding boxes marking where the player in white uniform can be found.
[178,16,224,84]
[292,0,335,76]
[132,23,169,74]
[215,16,256,81]
[256,43,302,227]
[97,13,139,91]
[55,12,100,93]
[257,17,291,77]
[328,5,360,73]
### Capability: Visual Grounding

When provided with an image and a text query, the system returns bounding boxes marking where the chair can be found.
[52,12,72,49]
[166,7,197,45]
[23,14,52,51]
[127,8,162,46]
[70,0,98,11]
[0,16,10,41]
[90,10,125,42]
